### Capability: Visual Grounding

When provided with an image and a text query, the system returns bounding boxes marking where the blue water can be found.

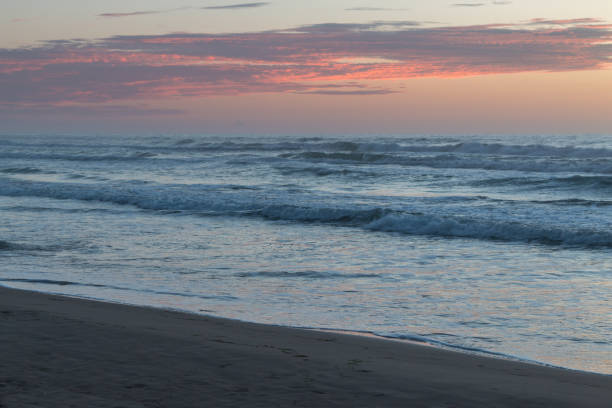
[1,133,610,374]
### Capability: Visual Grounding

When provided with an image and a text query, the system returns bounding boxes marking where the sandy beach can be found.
[0,286,609,407]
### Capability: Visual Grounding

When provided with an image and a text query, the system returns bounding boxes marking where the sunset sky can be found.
[2,0,611,134]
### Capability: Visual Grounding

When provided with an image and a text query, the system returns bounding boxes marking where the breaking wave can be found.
[1,178,611,248]
[364,214,612,247]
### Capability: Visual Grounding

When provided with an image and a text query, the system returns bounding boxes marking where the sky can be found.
[1,0,611,135]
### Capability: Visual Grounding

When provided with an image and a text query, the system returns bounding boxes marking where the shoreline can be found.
[1,285,610,407]
[1,283,600,376]
[312,328,577,373]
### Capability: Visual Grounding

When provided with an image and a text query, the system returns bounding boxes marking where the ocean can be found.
[1,133,610,374]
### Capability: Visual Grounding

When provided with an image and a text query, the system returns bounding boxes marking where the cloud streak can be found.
[453,1,511,7]
[296,89,397,95]
[345,7,409,11]
[1,19,610,106]
[0,103,184,116]
[98,3,268,18]
[98,7,194,18]
[202,2,269,9]
[452,3,485,7]
[99,11,164,18]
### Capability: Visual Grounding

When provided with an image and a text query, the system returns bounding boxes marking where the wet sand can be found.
[0,286,610,407]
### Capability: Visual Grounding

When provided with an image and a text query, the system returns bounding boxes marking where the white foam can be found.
[2,178,611,248]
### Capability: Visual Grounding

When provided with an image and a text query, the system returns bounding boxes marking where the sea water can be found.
[1,133,610,374]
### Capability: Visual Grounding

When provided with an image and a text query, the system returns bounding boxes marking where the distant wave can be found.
[295,140,612,158]
[2,205,130,214]
[476,175,612,189]
[131,139,612,158]
[389,142,612,158]
[281,151,389,163]
[213,139,612,158]
[0,152,159,162]
[0,240,16,250]
[236,270,380,279]
[282,152,612,174]
[3,139,612,171]
[0,240,53,252]
[2,178,611,248]
[273,165,376,177]
[5,147,610,173]
[526,198,612,207]
[0,167,48,174]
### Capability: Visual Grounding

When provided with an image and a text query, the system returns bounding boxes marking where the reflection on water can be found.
[1,134,611,375]
[1,196,610,374]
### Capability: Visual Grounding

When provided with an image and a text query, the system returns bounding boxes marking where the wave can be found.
[365,213,612,247]
[0,240,54,252]
[1,205,131,214]
[372,332,549,364]
[277,140,612,158]
[475,175,612,191]
[1,178,610,248]
[258,205,391,224]
[236,271,380,279]
[282,152,612,174]
[391,142,612,158]
[532,174,612,187]
[0,278,238,301]
[4,137,611,157]
[280,151,389,163]
[527,198,612,207]
[220,140,612,158]
[0,240,16,250]
[175,138,195,145]
[4,137,612,175]
[0,167,49,174]
[0,152,160,162]
[158,139,612,158]
[273,165,375,177]
[0,278,78,285]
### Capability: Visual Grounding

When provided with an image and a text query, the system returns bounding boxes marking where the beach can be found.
[1,286,610,407]
[3,3,612,406]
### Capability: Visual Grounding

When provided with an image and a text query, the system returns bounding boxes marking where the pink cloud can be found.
[529,18,604,25]
[1,20,610,106]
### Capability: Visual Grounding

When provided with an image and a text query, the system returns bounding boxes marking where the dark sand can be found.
[1,286,610,407]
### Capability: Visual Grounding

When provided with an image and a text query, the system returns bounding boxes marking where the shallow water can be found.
[1,133,610,374]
